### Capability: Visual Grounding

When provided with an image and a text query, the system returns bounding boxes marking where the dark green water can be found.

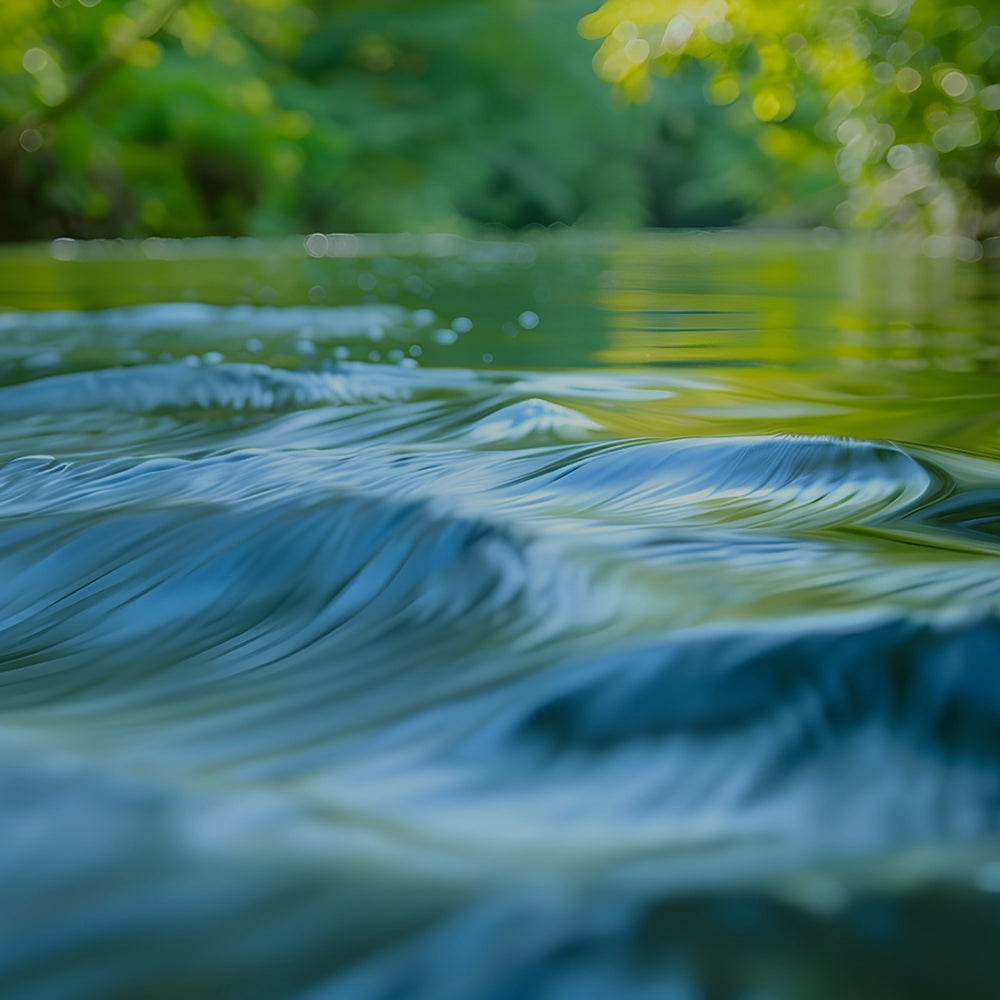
[1,232,1000,999]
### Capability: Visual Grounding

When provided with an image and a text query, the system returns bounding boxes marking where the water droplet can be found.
[482,353,493,363]
[433,328,458,345]
[245,338,263,354]
[202,351,224,366]
[49,237,77,261]
[412,309,435,326]
[517,311,539,329]
[304,233,328,257]
[408,344,423,357]
[452,317,473,333]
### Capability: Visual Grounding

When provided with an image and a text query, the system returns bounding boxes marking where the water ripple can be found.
[530,435,938,529]
[0,362,416,415]
[3,299,1000,999]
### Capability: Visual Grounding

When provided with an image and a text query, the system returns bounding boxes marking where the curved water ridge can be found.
[522,434,941,529]
[0,492,604,716]
[3,301,1000,998]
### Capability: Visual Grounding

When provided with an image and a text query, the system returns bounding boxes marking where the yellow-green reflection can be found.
[588,233,1000,455]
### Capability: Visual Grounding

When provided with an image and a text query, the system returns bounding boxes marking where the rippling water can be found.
[2,234,1000,998]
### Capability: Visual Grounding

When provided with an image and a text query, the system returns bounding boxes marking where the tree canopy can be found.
[580,0,1000,239]
[1,0,688,239]
[1,0,998,240]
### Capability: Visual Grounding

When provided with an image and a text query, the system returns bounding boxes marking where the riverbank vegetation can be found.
[1,0,998,242]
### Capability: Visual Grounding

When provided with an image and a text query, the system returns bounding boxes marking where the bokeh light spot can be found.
[979,84,1000,111]
[753,91,783,122]
[19,129,43,152]
[612,21,638,43]
[304,233,329,257]
[940,70,970,100]
[708,74,740,105]
[661,15,694,55]
[22,48,48,74]
[624,38,649,65]
[886,144,914,169]
[896,67,921,93]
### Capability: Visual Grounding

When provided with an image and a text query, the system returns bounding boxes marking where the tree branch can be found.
[0,0,191,157]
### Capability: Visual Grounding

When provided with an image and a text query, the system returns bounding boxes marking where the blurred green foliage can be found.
[1,0,997,240]
[1,0,765,239]
[582,0,1000,240]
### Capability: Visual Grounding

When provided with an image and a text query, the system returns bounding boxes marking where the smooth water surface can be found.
[1,233,1000,999]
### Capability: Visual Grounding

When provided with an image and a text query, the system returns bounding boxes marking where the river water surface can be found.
[2,233,1000,998]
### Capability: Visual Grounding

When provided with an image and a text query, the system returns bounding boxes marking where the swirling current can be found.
[3,243,1000,999]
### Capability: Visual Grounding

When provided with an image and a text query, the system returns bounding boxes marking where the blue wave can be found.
[2,302,1000,999]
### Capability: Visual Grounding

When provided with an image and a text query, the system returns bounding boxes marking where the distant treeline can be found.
[1,0,997,241]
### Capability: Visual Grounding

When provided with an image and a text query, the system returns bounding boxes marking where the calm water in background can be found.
[1,232,1000,998]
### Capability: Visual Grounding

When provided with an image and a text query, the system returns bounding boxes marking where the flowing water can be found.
[2,232,1000,998]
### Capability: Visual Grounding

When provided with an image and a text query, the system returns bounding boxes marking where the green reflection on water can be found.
[1,231,998,457]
